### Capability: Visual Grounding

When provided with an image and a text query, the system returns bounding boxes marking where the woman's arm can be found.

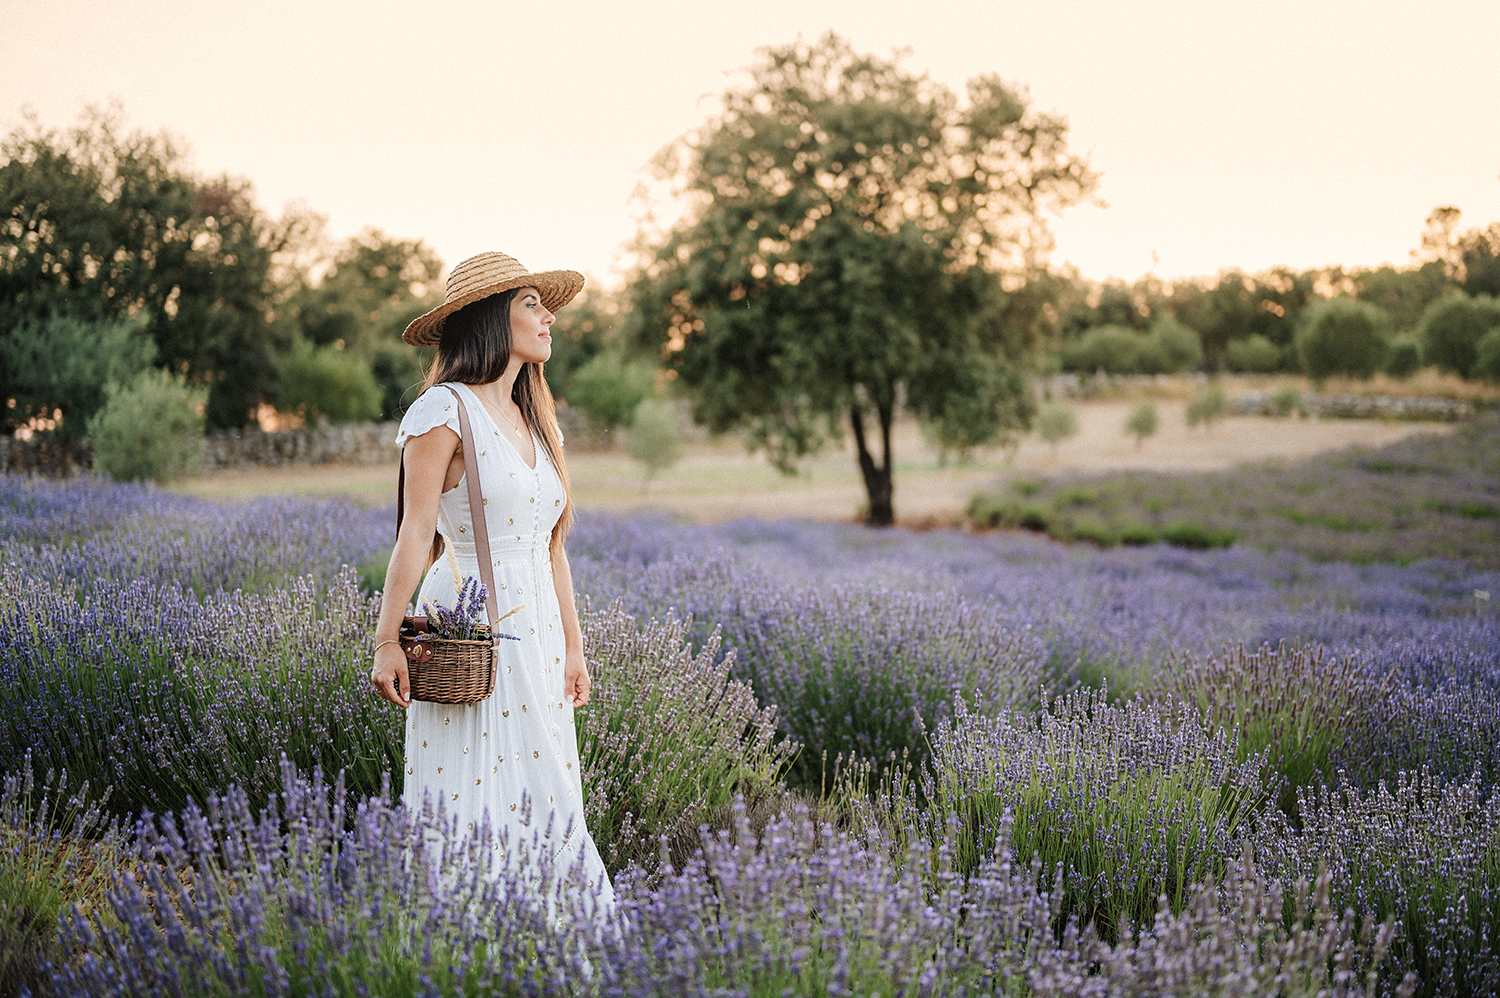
[552,543,592,708]
[370,425,461,707]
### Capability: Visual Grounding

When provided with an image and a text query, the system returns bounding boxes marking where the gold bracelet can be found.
[374,638,401,654]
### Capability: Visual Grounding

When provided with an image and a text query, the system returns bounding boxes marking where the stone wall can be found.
[1230,391,1483,421]
[200,421,401,471]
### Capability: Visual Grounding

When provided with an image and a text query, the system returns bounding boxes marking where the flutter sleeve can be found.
[395,386,461,449]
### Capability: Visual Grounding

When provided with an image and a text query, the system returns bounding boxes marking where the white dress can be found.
[395,382,612,909]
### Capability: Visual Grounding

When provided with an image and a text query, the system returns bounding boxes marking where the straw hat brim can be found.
[402,268,584,346]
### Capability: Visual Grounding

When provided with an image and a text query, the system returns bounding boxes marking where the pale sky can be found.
[4,0,1498,289]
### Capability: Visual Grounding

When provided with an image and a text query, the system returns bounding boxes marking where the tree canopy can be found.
[0,106,305,430]
[627,34,1095,524]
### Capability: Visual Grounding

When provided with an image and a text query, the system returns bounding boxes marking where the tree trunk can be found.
[849,399,895,526]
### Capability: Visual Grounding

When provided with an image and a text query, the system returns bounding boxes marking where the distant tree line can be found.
[1044,205,1500,382]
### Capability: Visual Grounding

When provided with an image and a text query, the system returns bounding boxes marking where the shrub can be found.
[1297,298,1393,381]
[626,397,683,478]
[966,490,1021,528]
[1418,293,1500,378]
[1184,381,1229,431]
[1123,399,1158,448]
[276,338,383,422]
[578,606,792,868]
[1475,327,1500,383]
[1118,521,1157,545]
[568,351,656,431]
[1140,315,1204,373]
[1386,334,1424,378]
[1061,324,1142,374]
[1160,521,1235,549]
[1226,333,1285,373]
[1035,400,1079,452]
[1270,384,1307,417]
[86,368,205,483]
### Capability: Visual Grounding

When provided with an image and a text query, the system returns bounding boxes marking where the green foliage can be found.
[0,105,302,429]
[1123,399,1159,448]
[1225,333,1284,373]
[1155,643,1387,819]
[1270,385,1307,417]
[1185,381,1229,430]
[275,339,383,423]
[1385,334,1423,378]
[1161,522,1236,549]
[1140,315,1203,373]
[1034,400,1079,452]
[86,369,205,483]
[627,33,1093,524]
[285,228,444,419]
[626,398,684,478]
[1475,328,1500,383]
[568,351,657,431]
[544,290,620,403]
[1061,324,1142,374]
[1418,293,1500,378]
[1296,298,1392,381]
[0,313,156,440]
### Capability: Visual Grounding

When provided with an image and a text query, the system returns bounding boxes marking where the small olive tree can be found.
[1123,400,1158,449]
[627,398,684,482]
[1185,382,1229,432]
[1036,401,1079,455]
[1418,294,1500,378]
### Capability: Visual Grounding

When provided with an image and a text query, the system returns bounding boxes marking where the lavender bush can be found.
[578,605,794,868]
[47,761,609,997]
[1152,642,1393,815]
[43,763,1402,998]
[1,759,119,997]
[879,692,1272,939]
[0,563,399,819]
[1261,770,1500,998]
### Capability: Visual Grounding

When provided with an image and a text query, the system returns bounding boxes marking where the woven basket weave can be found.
[403,626,495,705]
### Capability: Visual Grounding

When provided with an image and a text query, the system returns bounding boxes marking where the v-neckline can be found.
[454,383,538,472]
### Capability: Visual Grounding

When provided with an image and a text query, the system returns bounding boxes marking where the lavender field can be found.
[2,469,1499,997]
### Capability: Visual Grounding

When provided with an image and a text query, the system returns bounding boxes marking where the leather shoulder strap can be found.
[445,385,502,644]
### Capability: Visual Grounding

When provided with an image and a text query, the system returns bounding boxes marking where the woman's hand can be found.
[563,647,592,708]
[371,642,412,708]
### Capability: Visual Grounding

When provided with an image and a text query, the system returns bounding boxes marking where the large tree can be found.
[0,106,302,430]
[626,34,1095,524]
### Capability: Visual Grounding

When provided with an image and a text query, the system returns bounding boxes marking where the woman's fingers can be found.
[371,650,411,708]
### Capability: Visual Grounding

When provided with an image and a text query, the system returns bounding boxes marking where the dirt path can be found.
[173,400,1454,526]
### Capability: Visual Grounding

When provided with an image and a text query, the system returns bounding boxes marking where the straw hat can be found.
[402,251,584,346]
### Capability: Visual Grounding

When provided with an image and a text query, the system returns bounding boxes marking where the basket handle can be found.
[445,386,502,646]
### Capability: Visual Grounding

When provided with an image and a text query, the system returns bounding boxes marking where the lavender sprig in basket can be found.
[398,577,522,704]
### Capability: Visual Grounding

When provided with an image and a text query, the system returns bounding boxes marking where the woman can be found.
[369,250,611,908]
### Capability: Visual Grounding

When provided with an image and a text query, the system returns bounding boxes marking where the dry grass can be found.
[170,396,1455,527]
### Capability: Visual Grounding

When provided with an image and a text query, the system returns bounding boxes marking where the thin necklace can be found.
[478,394,527,439]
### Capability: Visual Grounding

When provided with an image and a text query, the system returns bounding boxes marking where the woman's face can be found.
[508,286,554,364]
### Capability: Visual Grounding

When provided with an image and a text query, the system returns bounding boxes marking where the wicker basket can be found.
[402,621,495,705]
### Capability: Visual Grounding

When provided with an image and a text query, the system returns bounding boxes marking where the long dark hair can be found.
[422,289,573,556]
